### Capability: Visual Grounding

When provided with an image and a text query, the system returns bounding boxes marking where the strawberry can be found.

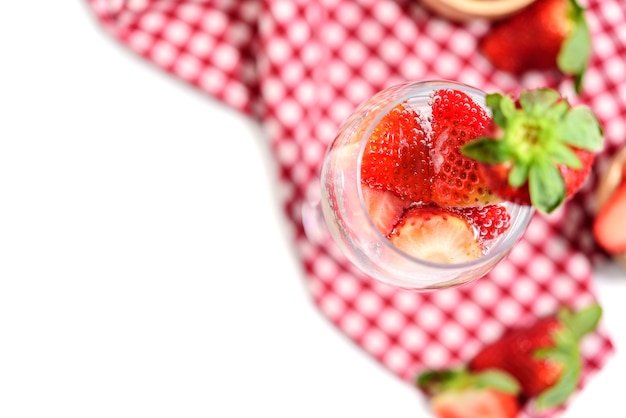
[468,304,602,410]
[389,206,482,263]
[361,186,411,236]
[480,0,591,92]
[462,87,603,214]
[456,204,511,242]
[417,368,521,418]
[429,89,501,207]
[593,181,626,254]
[360,102,431,203]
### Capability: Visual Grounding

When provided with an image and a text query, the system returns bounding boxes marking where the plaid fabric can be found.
[87,1,622,416]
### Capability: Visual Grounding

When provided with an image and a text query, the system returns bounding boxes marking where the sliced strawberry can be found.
[389,206,482,263]
[457,204,511,242]
[418,369,521,418]
[360,102,431,203]
[462,88,603,214]
[593,181,626,254]
[432,388,519,418]
[361,185,411,236]
[429,89,500,207]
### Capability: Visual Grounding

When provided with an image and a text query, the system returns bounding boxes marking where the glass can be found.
[303,80,535,290]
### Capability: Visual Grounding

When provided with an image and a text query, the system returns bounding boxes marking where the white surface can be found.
[0,3,624,417]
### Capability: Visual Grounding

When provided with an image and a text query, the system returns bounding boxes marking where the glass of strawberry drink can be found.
[313,80,531,290]
[313,80,602,290]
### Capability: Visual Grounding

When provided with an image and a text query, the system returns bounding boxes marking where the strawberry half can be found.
[360,102,431,203]
[389,206,482,263]
[462,88,603,214]
[361,186,411,236]
[593,181,626,254]
[429,89,501,207]
[480,0,591,92]
[469,304,602,410]
[417,368,521,418]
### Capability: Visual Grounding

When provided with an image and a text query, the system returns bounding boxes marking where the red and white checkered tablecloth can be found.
[86,1,622,416]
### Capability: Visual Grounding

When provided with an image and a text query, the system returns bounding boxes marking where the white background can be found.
[0,2,624,417]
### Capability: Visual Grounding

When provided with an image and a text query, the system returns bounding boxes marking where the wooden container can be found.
[420,0,537,21]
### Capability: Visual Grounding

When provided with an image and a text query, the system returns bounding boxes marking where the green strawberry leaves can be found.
[559,303,603,341]
[472,370,521,394]
[417,368,520,396]
[558,0,591,93]
[528,159,566,213]
[462,88,603,214]
[561,106,605,150]
[534,349,582,411]
[517,87,561,115]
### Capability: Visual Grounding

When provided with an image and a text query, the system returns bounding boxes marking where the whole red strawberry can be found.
[469,304,602,411]
[462,88,603,214]
[361,102,431,203]
[417,368,521,418]
[480,0,591,91]
[429,89,501,207]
